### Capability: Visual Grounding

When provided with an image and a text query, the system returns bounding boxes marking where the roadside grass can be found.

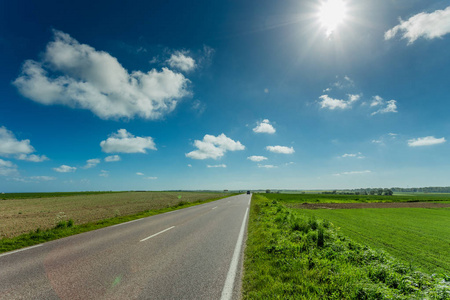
[298,207,450,274]
[0,191,230,238]
[242,194,450,299]
[264,193,450,204]
[0,193,233,253]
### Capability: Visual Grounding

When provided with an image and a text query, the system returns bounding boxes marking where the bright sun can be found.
[318,0,347,36]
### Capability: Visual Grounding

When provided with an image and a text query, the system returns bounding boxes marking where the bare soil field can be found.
[0,192,227,238]
[292,202,450,210]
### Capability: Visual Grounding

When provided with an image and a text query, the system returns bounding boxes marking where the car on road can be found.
[246,191,251,194]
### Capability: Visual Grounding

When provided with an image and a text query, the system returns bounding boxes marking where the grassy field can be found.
[263,192,450,203]
[242,194,450,299]
[0,191,229,239]
[0,191,120,200]
[299,207,450,274]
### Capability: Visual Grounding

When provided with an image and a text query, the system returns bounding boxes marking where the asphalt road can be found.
[0,194,251,300]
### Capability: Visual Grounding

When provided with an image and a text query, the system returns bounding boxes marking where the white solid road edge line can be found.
[220,207,249,300]
[0,244,43,258]
[140,226,175,242]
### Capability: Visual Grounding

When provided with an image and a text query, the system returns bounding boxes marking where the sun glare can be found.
[318,0,347,36]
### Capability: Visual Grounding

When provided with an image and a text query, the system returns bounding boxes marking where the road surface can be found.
[0,194,251,299]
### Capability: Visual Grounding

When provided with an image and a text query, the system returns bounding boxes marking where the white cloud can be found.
[207,164,227,168]
[371,100,398,115]
[105,155,121,162]
[0,159,19,176]
[187,164,192,167]
[145,176,158,179]
[341,152,364,159]
[247,155,268,162]
[166,51,196,72]
[99,170,109,177]
[100,129,156,153]
[53,165,77,173]
[13,30,190,120]
[136,172,144,175]
[83,158,100,169]
[318,94,359,110]
[258,164,277,169]
[186,133,245,160]
[408,136,446,147]
[385,6,450,44]
[16,154,49,162]
[370,95,384,107]
[266,145,295,154]
[0,126,34,155]
[333,170,371,176]
[264,88,269,93]
[253,119,276,134]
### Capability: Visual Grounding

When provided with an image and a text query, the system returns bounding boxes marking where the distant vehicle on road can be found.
[246,191,251,194]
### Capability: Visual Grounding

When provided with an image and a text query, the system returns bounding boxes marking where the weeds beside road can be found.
[242,194,450,299]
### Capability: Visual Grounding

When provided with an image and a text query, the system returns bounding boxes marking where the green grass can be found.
[298,207,450,274]
[263,192,450,204]
[0,194,233,253]
[242,194,450,299]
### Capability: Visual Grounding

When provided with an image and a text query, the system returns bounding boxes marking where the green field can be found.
[299,207,450,274]
[242,194,450,299]
[263,192,450,203]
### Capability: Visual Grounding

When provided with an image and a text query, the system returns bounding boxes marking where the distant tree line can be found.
[321,186,450,195]
[391,186,450,193]
[323,188,393,196]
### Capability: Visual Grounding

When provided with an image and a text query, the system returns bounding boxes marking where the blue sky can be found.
[1,0,449,192]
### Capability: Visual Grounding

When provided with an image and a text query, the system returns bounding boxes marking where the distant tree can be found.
[384,189,393,196]
[369,190,376,195]
[266,189,271,194]
[377,189,383,196]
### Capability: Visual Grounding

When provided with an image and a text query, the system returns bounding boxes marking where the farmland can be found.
[242,193,450,299]
[0,191,229,239]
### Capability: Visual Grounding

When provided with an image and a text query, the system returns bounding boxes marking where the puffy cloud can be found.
[105,155,121,162]
[99,170,109,177]
[266,145,295,154]
[13,30,190,120]
[145,176,158,179]
[136,172,144,175]
[167,51,196,72]
[253,119,276,134]
[0,126,34,155]
[186,133,245,160]
[247,155,268,162]
[333,170,371,176]
[83,158,100,169]
[0,159,19,176]
[207,164,227,168]
[385,6,450,44]
[408,136,446,147]
[0,126,48,162]
[53,165,77,173]
[371,100,398,115]
[100,129,156,153]
[318,94,359,110]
